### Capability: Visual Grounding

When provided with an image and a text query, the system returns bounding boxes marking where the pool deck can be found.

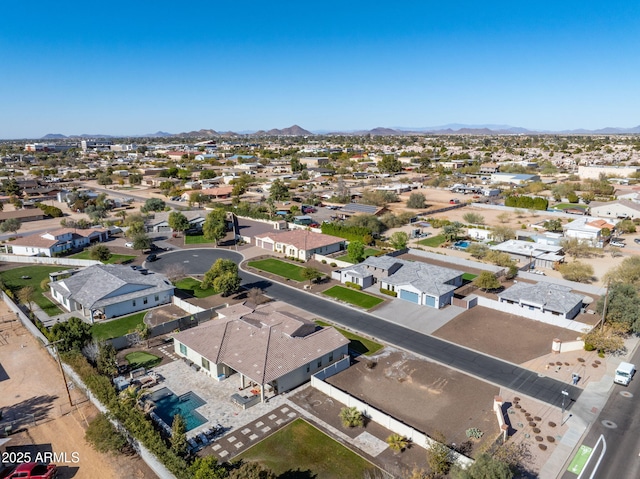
[150,359,291,440]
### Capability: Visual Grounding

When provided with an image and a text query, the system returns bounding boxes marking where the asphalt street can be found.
[560,346,640,479]
[148,248,582,409]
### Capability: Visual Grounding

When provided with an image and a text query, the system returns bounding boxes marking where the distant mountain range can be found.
[39,123,640,140]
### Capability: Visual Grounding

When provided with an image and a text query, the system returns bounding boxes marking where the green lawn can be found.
[417,234,447,247]
[237,419,379,479]
[0,265,65,316]
[184,234,216,244]
[174,277,218,298]
[125,351,162,369]
[248,258,308,282]
[315,320,383,356]
[91,312,146,341]
[553,203,588,210]
[322,286,384,309]
[462,273,478,281]
[334,248,380,264]
[69,251,136,264]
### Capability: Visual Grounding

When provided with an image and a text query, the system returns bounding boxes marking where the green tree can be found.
[189,456,228,479]
[125,220,146,238]
[201,259,239,291]
[170,414,189,458]
[453,453,513,479]
[347,241,365,263]
[543,219,563,232]
[97,174,113,186]
[442,222,464,242]
[302,267,323,285]
[557,261,594,283]
[596,283,640,333]
[604,256,640,286]
[339,406,364,428]
[168,211,190,235]
[159,181,175,197]
[389,231,409,250]
[269,178,289,201]
[406,192,426,209]
[213,272,242,297]
[85,413,128,454]
[0,217,21,235]
[89,244,112,262]
[616,219,636,234]
[128,173,142,186]
[378,155,402,174]
[96,342,118,377]
[50,316,93,352]
[17,286,36,314]
[561,238,594,259]
[141,198,166,213]
[582,323,627,354]
[473,271,501,291]
[133,233,152,251]
[462,212,485,225]
[290,158,305,172]
[466,243,489,259]
[491,225,516,243]
[203,209,228,245]
[426,432,452,477]
[228,462,276,479]
[386,433,409,453]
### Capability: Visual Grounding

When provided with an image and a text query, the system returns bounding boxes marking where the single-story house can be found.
[0,209,45,223]
[145,210,207,233]
[334,256,464,309]
[172,303,349,402]
[497,281,584,320]
[49,264,174,322]
[180,186,234,201]
[9,227,109,257]
[490,173,540,185]
[490,239,564,269]
[562,217,617,247]
[338,203,387,218]
[589,199,640,220]
[254,229,345,261]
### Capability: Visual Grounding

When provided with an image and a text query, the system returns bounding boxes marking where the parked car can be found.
[634,238,640,244]
[4,463,57,479]
[610,240,625,247]
[124,242,134,248]
[449,199,460,204]
[146,253,158,262]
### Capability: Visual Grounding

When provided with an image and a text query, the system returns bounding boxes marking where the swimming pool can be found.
[149,387,207,431]
[454,240,470,249]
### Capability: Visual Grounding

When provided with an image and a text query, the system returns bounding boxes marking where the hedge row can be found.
[504,195,548,211]
[321,222,371,242]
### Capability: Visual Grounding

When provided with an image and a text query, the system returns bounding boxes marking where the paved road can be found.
[148,248,582,408]
[561,347,640,479]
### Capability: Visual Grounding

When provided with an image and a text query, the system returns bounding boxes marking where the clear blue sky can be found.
[2,1,639,138]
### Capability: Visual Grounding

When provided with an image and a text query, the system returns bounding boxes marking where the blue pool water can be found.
[454,240,470,249]
[149,387,207,431]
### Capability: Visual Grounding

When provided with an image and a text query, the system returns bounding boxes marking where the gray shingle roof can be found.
[50,264,174,310]
[497,281,584,314]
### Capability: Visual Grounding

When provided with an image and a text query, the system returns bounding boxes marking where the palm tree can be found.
[386,433,409,452]
[339,406,364,428]
[119,385,152,413]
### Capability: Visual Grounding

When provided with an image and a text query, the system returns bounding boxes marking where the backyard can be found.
[91,311,146,340]
[335,248,380,264]
[69,250,136,264]
[126,351,162,369]
[315,320,384,356]
[237,418,379,479]
[174,277,217,298]
[0,265,65,316]
[322,285,384,309]
[417,234,446,247]
[247,258,308,282]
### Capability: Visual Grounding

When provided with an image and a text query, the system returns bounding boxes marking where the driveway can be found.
[372,295,464,335]
[146,248,582,408]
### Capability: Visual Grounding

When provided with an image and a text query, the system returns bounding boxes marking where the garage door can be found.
[425,295,436,307]
[399,289,419,304]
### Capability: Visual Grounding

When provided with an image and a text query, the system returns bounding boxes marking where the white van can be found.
[614,362,636,386]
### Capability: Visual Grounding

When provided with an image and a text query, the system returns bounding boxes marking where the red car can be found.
[4,463,57,479]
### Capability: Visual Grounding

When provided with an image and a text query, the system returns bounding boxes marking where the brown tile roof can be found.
[0,209,44,220]
[255,229,344,251]
[173,303,348,384]
[10,235,58,248]
[200,186,234,197]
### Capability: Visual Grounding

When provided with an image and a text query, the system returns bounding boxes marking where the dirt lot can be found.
[433,306,580,364]
[323,349,500,454]
[0,308,155,479]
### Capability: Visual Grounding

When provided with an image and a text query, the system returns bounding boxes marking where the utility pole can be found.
[600,278,611,331]
[46,339,73,407]
[561,389,569,424]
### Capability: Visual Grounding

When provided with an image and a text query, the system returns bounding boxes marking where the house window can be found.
[143,297,148,305]
[179,343,187,355]
[201,357,210,371]
[154,294,159,302]
[132,299,136,307]
[329,353,333,362]
[317,359,322,368]
[306,364,310,373]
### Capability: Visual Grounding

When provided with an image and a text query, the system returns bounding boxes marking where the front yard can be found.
[184,234,216,244]
[247,258,308,282]
[0,265,65,316]
[69,251,136,264]
[322,285,384,309]
[315,320,383,356]
[237,418,379,479]
[91,312,146,341]
[174,277,217,298]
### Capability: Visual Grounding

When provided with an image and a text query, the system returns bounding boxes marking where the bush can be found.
[345,281,362,291]
[584,343,595,351]
[85,413,128,454]
[330,262,337,267]
[321,260,327,264]
[380,288,397,297]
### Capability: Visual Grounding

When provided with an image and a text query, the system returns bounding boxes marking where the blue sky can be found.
[1,1,639,138]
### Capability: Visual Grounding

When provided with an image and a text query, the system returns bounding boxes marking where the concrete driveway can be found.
[373,298,464,335]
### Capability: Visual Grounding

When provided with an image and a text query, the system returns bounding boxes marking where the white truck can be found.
[614,361,636,386]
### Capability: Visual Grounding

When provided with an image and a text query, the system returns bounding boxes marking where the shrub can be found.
[466,427,484,439]
[321,259,327,264]
[584,343,595,351]
[330,262,337,267]
[380,288,397,297]
[345,281,362,291]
